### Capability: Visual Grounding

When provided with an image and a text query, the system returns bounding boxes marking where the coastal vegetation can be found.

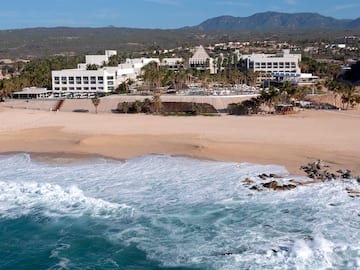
[0,55,84,96]
[116,96,217,115]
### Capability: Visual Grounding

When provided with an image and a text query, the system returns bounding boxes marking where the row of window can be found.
[254,69,297,73]
[252,62,297,69]
[54,76,114,85]
[53,86,114,91]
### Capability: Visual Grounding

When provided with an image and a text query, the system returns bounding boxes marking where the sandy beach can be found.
[0,107,359,175]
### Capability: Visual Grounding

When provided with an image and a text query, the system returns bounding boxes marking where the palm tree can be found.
[91,97,100,114]
[260,87,280,113]
[142,98,152,113]
[152,95,162,114]
[121,101,130,114]
[133,100,143,113]
[341,84,360,110]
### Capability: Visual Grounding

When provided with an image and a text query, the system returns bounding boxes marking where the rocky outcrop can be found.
[243,160,360,197]
[262,181,296,191]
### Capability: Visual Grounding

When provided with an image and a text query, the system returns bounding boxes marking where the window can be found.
[54,87,60,90]
[62,87,67,91]
[54,77,60,84]
[98,76,104,81]
[76,87,82,90]
[108,81,114,85]
[83,76,89,84]
[90,76,96,84]
[76,76,82,84]
[107,76,114,80]
[69,87,75,90]
[91,87,96,90]
[84,87,89,90]
[108,86,114,91]
[61,77,67,84]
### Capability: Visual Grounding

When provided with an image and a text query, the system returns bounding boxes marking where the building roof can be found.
[190,45,210,61]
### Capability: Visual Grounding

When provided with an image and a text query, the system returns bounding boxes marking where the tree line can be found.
[0,55,84,97]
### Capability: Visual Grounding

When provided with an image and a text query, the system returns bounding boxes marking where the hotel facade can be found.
[242,49,301,74]
[240,50,318,86]
[51,50,176,98]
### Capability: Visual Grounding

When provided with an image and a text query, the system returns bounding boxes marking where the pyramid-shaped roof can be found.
[190,45,210,61]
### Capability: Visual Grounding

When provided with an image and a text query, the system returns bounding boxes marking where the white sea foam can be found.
[0,181,134,219]
[1,153,360,269]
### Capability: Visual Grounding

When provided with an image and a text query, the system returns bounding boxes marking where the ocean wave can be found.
[0,181,134,219]
[1,153,360,269]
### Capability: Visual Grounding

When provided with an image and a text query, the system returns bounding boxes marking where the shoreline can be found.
[0,108,359,175]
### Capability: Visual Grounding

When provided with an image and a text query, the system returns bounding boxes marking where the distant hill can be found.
[348,18,360,29]
[195,12,359,31]
[0,27,204,59]
[0,11,359,59]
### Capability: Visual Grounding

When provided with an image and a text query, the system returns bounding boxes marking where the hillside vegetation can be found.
[0,11,359,59]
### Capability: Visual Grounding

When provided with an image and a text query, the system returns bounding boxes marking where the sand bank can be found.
[0,107,359,175]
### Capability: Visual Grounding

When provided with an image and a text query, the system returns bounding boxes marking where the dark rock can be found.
[262,181,297,191]
[346,187,360,198]
[250,186,261,191]
[258,173,269,180]
[307,172,316,179]
[337,169,352,179]
[269,173,282,178]
[243,178,254,185]
[263,180,279,189]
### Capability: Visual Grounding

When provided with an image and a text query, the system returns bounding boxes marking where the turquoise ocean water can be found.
[0,153,359,269]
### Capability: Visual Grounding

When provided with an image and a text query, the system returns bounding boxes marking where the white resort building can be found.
[51,50,173,98]
[241,49,317,86]
[189,45,216,74]
[242,49,301,74]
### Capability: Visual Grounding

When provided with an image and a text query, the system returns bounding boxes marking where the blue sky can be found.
[1,0,359,29]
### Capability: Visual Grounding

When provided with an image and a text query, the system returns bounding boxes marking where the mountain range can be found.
[195,11,360,31]
[0,11,359,59]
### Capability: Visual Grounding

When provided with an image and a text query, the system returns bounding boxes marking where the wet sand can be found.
[0,107,359,175]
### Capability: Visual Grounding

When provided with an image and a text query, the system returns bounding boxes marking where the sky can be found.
[0,0,359,30]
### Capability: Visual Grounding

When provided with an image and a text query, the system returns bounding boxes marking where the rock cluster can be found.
[262,181,296,191]
[243,160,360,197]
[247,174,296,191]
[300,160,359,182]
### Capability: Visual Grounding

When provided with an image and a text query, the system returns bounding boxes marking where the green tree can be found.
[86,64,99,70]
[133,100,143,113]
[141,61,167,91]
[142,98,152,113]
[121,101,130,114]
[341,84,360,110]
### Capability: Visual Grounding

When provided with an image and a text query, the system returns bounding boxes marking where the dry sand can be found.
[0,107,359,175]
